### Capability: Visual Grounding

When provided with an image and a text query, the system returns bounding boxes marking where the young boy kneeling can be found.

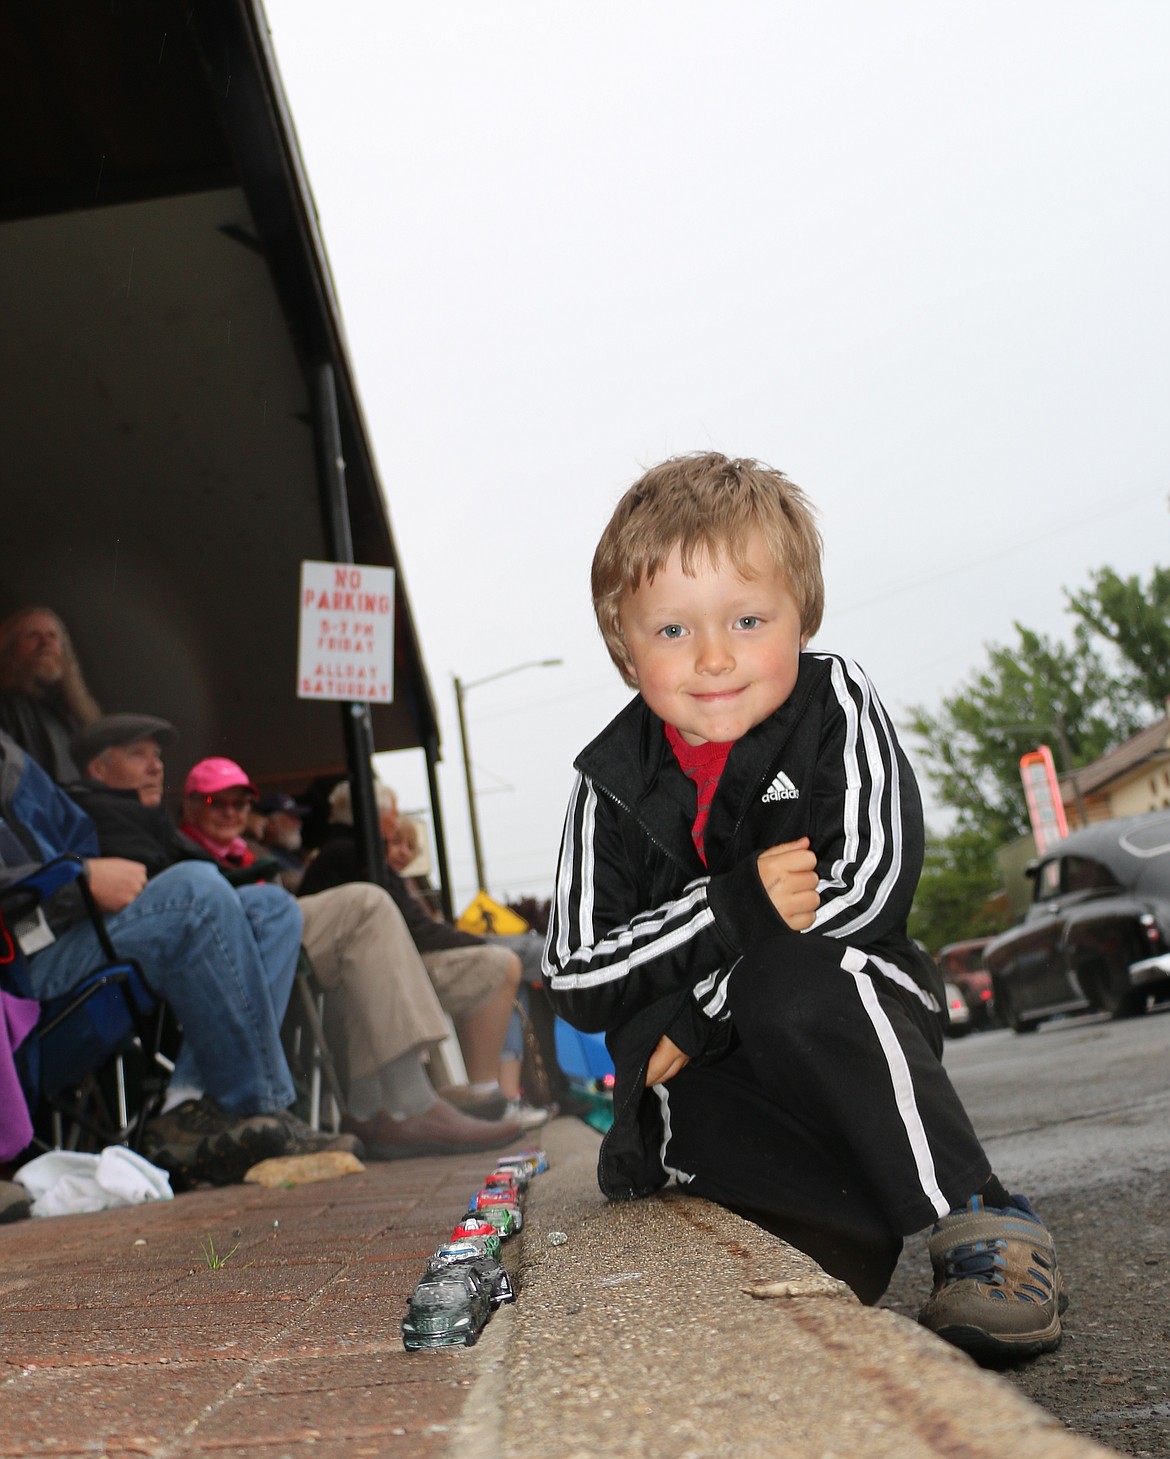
[542,451,1063,1363]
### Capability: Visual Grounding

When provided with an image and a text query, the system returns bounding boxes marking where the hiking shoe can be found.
[270,1108,364,1160]
[142,1097,291,1189]
[918,1194,1065,1363]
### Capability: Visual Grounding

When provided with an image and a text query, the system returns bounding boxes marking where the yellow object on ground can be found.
[243,1151,365,1187]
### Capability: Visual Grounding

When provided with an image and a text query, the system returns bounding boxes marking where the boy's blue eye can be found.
[659,624,685,639]
[736,616,761,630]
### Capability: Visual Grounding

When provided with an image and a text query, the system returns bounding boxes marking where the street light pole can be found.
[453,658,563,893]
[453,673,488,892]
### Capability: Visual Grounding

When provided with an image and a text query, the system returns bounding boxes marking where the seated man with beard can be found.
[246,793,310,892]
[73,720,522,1158]
[0,607,102,783]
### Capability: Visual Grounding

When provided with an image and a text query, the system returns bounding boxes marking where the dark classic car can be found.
[984,810,1170,1032]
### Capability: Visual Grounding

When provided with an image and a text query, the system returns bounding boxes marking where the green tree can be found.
[906,622,1140,844]
[906,619,1148,951]
[908,826,1011,954]
[1065,566,1170,712]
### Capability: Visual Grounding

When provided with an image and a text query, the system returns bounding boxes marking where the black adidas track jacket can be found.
[542,652,944,1198]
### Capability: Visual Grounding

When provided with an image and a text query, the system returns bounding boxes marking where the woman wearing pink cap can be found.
[180,758,259,869]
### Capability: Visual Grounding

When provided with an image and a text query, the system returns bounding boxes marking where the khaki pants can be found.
[298,883,449,1082]
[420,943,514,1017]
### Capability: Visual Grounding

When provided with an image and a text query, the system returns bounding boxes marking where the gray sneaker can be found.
[918,1194,1065,1363]
[142,1097,291,1188]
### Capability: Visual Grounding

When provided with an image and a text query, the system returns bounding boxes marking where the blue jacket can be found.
[0,732,99,936]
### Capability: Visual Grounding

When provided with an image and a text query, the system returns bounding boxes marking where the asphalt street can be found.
[881,1006,1170,1459]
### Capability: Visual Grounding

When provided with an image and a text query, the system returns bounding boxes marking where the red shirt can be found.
[664,724,734,865]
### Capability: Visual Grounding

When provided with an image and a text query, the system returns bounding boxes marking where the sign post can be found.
[1019,746,1069,854]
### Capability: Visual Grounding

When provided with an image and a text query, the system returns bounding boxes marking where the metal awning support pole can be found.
[313,361,387,888]
[423,728,455,923]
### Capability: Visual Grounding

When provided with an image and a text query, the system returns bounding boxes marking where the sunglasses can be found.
[194,794,255,813]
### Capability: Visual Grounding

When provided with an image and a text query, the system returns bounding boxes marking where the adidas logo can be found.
[762,771,799,803]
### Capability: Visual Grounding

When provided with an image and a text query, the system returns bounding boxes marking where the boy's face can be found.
[619,530,808,747]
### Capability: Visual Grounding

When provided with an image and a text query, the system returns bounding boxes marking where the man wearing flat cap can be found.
[68,714,206,877]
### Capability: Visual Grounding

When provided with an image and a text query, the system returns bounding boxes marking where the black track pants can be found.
[656,933,991,1302]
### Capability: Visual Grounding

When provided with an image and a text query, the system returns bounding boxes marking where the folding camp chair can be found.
[281,949,348,1132]
[0,856,173,1154]
[553,1017,615,1082]
[219,863,350,1135]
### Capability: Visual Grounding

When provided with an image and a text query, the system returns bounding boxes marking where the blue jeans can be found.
[27,862,302,1117]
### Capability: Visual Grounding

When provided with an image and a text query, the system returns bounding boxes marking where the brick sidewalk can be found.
[1,1141,523,1457]
[3,1118,1114,1459]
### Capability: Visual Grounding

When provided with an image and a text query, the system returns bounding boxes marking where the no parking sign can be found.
[297,560,395,703]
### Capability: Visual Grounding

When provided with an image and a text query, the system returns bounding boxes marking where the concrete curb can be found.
[453,1116,1111,1459]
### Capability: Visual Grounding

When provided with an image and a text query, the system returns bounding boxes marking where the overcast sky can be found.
[264,1,1170,911]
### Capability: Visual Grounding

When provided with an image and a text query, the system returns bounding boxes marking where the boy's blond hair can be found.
[591,452,824,687]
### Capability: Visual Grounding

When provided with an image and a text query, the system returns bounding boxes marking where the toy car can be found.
[495,1152,543,1179]
[475,1205,517,1239]
[427,1240,490,1271]
[511,1148,549,1173]
[483,1170,524,1198]
[402,1267,492,1350]
[449,1219,502,1257]
[468,1188,523,1230]
[425,1245,515,1307]
[494,1152,535,1172]
[469,1185,520,1207]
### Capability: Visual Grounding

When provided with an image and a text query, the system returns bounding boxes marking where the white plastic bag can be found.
[18,1147,173,1217]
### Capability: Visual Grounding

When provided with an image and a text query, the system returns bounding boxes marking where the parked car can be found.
[936,938,997,1028]
[984,810,1170,1033]
[943,982,972,1038]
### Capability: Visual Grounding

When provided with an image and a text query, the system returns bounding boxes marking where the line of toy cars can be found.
[401,1148,548,1351]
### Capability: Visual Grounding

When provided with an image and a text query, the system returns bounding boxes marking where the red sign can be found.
[1019,746,1068,854]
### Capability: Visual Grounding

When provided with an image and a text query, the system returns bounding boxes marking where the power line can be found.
[829,482,1164,620]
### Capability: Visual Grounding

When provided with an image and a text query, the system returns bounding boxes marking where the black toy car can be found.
[402,1267,493,1350]
[984,810,1170,1033]
[426,1243,515,1307]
